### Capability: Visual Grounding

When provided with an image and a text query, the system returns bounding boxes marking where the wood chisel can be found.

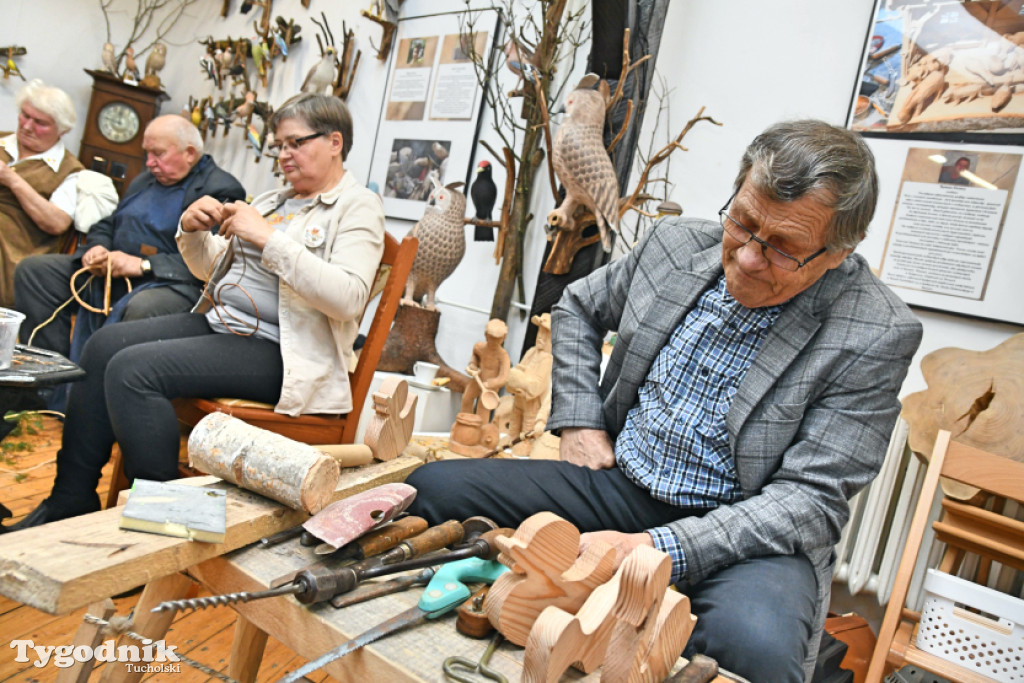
[277,557,509,682]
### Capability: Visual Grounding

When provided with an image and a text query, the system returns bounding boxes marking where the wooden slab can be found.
[0,456,420,615]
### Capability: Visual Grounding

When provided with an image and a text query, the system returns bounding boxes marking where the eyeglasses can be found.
[718,194,827,272]
[266,132,324,158]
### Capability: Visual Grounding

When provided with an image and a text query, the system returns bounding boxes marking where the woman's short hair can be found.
[734,119,878,251]
[270,94,353,161]
[15,79,77,134]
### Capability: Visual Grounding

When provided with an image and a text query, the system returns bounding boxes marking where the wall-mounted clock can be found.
[79,69,168,197]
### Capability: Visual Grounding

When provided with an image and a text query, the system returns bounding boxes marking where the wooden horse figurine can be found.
[523,544,697,682]
[485,512,617,646]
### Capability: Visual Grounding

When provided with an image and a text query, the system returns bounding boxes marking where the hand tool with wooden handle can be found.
[455,586,494,638]
[329,567,434,609]
[151,521,504,614]
[315,514,428,557]
[279,557,509,683]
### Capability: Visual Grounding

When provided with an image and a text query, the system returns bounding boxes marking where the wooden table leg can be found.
[100,572,193,683]
[57,598,116,683]
[229,613,270,683]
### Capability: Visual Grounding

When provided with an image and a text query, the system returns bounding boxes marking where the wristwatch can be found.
[140,259,152,276]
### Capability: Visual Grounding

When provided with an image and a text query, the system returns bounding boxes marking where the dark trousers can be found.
[47,312,283,517]
[406,459,817,683]
[14,253,194,356]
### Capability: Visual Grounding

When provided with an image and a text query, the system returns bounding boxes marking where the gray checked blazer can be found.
[548,216,922,643]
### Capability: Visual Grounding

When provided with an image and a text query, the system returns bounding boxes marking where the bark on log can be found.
[379,303,470,393]
[187,413,340,514]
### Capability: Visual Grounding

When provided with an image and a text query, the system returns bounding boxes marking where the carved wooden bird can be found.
[470,160,497,241]
[122,47,140,81]
[301,47,336,94]
[403,175,467,311]
[101,42,117,75]
[548,78,619,252]
[145,43,167,77]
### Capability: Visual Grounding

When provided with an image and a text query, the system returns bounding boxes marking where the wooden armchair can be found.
[866,430,1024,682]
[103,232,417,508]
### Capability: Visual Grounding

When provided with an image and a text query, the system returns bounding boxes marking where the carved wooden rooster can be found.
[548,77,620,252]
[403,174,467,311]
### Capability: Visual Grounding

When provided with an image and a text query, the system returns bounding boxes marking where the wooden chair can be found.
[103,232,418,509]
[866,430,1024,682]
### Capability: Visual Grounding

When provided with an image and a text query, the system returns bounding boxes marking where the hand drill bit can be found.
[152,582,302,613]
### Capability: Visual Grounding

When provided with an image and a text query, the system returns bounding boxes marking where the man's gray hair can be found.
[15,79,77,134]
[734,120,878,251]
[147,115,204,155]
[270,93,353,161]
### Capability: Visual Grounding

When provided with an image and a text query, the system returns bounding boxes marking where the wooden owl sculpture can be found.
[145,43,167,77]
[403,175,467,311]
[548,79,620,252]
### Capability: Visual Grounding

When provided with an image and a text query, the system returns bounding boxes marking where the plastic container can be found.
[915,568,1024,681]
[0,308,25,370]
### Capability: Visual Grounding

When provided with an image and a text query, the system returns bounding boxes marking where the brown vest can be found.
[0,134,85,307]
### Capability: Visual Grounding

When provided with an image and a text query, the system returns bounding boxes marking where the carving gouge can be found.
[278,557,509,683]
[320,515,428,561]
[329,567,435,609]
[151,520,480,614]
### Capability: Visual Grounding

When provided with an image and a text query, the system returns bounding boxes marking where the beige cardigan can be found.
[177,172,385,416]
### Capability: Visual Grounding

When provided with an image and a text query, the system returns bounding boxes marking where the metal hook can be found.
[442,632,507,683]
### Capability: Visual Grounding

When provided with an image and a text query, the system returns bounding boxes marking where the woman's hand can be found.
[180,196,227,233]
[220,201,274,249]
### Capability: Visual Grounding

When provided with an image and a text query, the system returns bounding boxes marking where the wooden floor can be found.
[0,414,331,682]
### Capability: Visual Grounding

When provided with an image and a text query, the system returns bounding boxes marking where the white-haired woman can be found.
[0,79,84,305]
[6,94,385,531]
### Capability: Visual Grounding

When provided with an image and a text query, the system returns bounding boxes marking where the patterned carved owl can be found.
[548,78,620,252]
[403,175,467,311]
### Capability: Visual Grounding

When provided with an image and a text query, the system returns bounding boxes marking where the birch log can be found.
[188,412,340,514]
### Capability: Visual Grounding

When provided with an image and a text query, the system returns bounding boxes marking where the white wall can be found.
[2,0,1019,384]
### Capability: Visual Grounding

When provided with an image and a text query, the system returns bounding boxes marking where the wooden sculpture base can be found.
[448,412,501,457]
[379,303,469,393]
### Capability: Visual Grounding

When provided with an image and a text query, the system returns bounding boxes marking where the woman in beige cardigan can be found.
[7,94,385,530]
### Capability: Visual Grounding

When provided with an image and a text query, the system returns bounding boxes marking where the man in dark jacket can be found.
[15,115,245,358]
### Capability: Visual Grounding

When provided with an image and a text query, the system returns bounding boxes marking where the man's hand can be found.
[106,251,146,278]
[559,427,615,469]
[82,245,110,275]
[180,196,227,233]
[579,530,654,571]
[220,201,274,248]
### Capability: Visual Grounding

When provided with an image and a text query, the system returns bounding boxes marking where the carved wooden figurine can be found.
[523,544,697,683]
[548,77,620,252]
[485,512,617,646]
[363,376,417,462]
[403,176,468,311]
[505,313,553,456]
[449,319,510,457]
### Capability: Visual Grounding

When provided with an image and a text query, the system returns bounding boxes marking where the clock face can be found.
[97,102,140,143]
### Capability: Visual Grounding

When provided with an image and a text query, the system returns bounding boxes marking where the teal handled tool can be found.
[278,557,508,682]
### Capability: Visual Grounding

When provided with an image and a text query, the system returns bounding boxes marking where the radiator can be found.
[833,417,1023,609]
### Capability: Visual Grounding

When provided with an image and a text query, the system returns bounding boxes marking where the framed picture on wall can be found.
[848,0,1024,141]
[367,8,500,220]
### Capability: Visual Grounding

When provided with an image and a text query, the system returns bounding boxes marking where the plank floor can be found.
[0,415,331,682]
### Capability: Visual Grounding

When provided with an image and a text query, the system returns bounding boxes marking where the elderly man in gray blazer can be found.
[407,120,922,682]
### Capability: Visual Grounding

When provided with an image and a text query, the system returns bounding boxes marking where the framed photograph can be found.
[368,8,500,220]
[848,0,1024,139]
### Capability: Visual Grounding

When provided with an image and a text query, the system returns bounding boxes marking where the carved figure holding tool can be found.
[407,120,923,681]
[505,313,552,455]
[461,318,510,419]
[402,175,467,310]
[548,76,620,252]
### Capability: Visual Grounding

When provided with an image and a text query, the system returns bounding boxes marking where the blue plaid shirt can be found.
[616,275,783,582]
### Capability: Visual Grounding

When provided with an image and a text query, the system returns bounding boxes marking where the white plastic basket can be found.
[915,569,1024,681]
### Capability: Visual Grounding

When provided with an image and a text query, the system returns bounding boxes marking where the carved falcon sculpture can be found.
[403,174,467,311]
[548,77,620,252]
